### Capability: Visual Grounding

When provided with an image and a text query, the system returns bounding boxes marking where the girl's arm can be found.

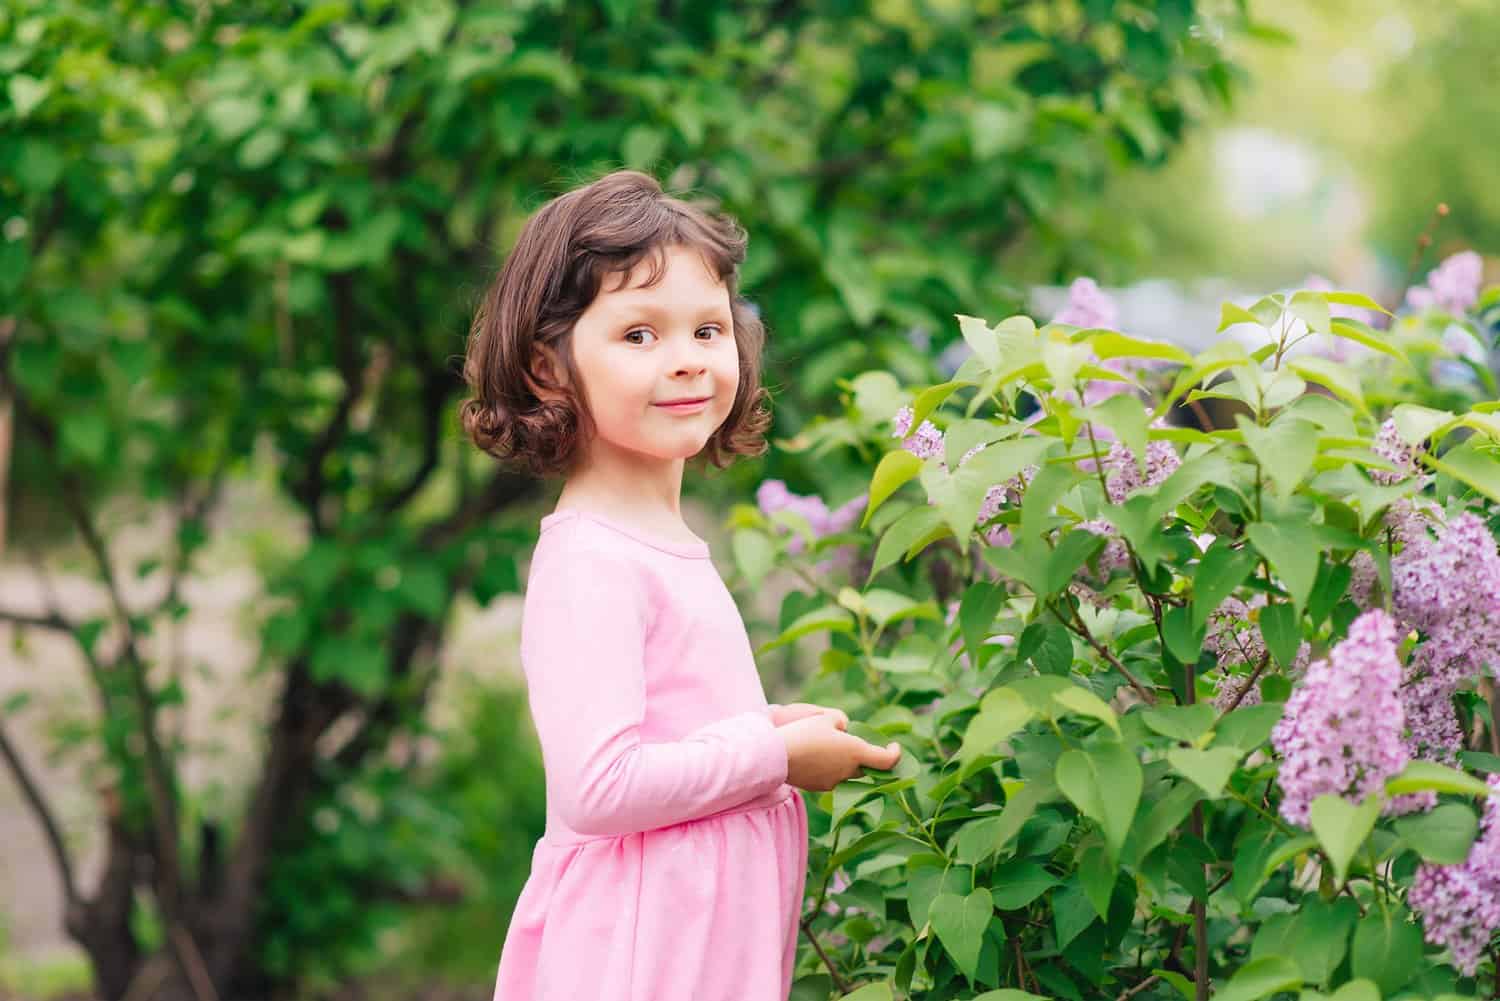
[523,552,789,838]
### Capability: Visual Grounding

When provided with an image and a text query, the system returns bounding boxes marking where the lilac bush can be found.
[742,263,1500,999]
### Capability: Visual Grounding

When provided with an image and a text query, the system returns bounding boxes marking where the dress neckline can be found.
[540,507,711,559]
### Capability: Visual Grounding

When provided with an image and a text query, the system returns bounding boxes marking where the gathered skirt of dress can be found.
[492,787,810,1001]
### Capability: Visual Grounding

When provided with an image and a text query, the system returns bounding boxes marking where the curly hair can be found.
[459,170,772,479]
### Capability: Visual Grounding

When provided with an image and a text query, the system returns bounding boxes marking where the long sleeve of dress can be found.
[521,551,789,838]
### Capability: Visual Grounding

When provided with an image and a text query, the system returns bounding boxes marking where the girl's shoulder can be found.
[537,507,712,561]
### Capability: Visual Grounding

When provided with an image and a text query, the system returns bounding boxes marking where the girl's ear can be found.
[527,342,570,403]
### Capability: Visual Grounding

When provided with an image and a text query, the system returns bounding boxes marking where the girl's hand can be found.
[778,714,902,792]
[770,702,849,729]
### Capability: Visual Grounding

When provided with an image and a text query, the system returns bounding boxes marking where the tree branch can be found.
[376,369,447,515]
[293,269,363,533]
[1052,599,1157,705]
[0,716,79,905]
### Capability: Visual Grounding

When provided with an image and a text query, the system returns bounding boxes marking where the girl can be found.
[459,169,903,1001]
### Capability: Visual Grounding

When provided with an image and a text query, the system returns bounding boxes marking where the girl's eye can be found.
[623,325,723,344]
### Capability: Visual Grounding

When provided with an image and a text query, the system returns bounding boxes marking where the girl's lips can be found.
[654,398,710,412]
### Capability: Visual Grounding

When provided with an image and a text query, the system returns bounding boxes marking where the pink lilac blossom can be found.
[1401,670,1462,767]
[1103,438,1182,504]
[1371,418,1421,485]
[1053,277,1119,330]
[1206,595,1268,668]
[891,405,944,459]
[1408,774,1500,975]
[1405,251,1484,315]
[1391,511,1500,687]
[1270,610,1408,826]
[755,481,867,576]
[1441,325,1488,366]
[1076,519,1131,586]
[1347,551,1380,608]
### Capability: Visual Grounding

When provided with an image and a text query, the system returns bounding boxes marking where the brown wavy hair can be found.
[459,170,772,480]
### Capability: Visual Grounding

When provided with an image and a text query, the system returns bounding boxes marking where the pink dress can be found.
[491,507,809,1001]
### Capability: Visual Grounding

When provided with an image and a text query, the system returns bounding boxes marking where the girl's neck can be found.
[554,462,693,540]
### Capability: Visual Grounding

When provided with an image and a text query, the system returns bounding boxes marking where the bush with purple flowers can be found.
[736,266,1500,999]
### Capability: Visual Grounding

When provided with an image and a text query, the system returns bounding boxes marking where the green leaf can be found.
[971,991,1050,1001]
[1142,704,1217,744]
[909,380,966,432]
[756,605,855,653]
[906,857,971,931]
[1216,956,1302,1001]
[958,688,1035,764]
[1247,522,1321,614]
[1087,393,1150,467]
[1162,605,1205,664]
[869,505,946,582]
[1287,357,1368,416]
[1289,291,1332,334]
[1211,702,1283,752]
[1331,317,1406,361]
[838,983,893,1001]
[989,860,1060,909]
[1384,760,1494,798]
[1153,969,1196,1001]
[1130,781,1202,863]
[1238,416,1318,497]
[1308,792,1381,887]
[1052,684,1121,737]
[1076,839,1115,920]
[959,581,1007,669]
[1392,802,1479,865]
[1051,879,1096,952]
[957,314,1002,369]
[1192,543,1258,631]
[930,888,992,982]
[1251,897,1358,986]
[1046,530,1106,595]
[1423,441,1500,505]
[1390,403,1455,445]
[1258,602,1300,669]
[922,437,1051,545]
[1219,301,1264,332]
[1056,742,1142,863]
[7,74,50,117]
[1087,331,1193,366]
[1350,906,1423,996]
[1167,746,1242,799]
[864,450,924,527]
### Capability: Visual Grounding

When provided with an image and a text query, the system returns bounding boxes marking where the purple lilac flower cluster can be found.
[891,404,945,459]
[1207,596,1268,667]
[1408,775,1500,975]
[1075,519,1131,585]
[1391,511,1500,689]
[1371,418,1421,485]
[891,405,1038,548]
[1102,438,1181,504]
[1270,610,1408,826]
[755,481,866,576]
[1054,278,1119,330]
[1405,251,1484,315]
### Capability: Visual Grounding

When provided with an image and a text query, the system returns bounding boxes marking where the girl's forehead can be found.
[598,247,729,306]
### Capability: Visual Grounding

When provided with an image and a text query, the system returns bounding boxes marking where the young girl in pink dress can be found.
[459,169,903,1001]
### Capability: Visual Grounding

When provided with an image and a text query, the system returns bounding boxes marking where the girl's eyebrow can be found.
[614,301,731,320]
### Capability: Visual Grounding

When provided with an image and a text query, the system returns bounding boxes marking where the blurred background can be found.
[1,1,1496,998]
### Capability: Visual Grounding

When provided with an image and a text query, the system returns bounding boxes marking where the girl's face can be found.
[562,243,740,468]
